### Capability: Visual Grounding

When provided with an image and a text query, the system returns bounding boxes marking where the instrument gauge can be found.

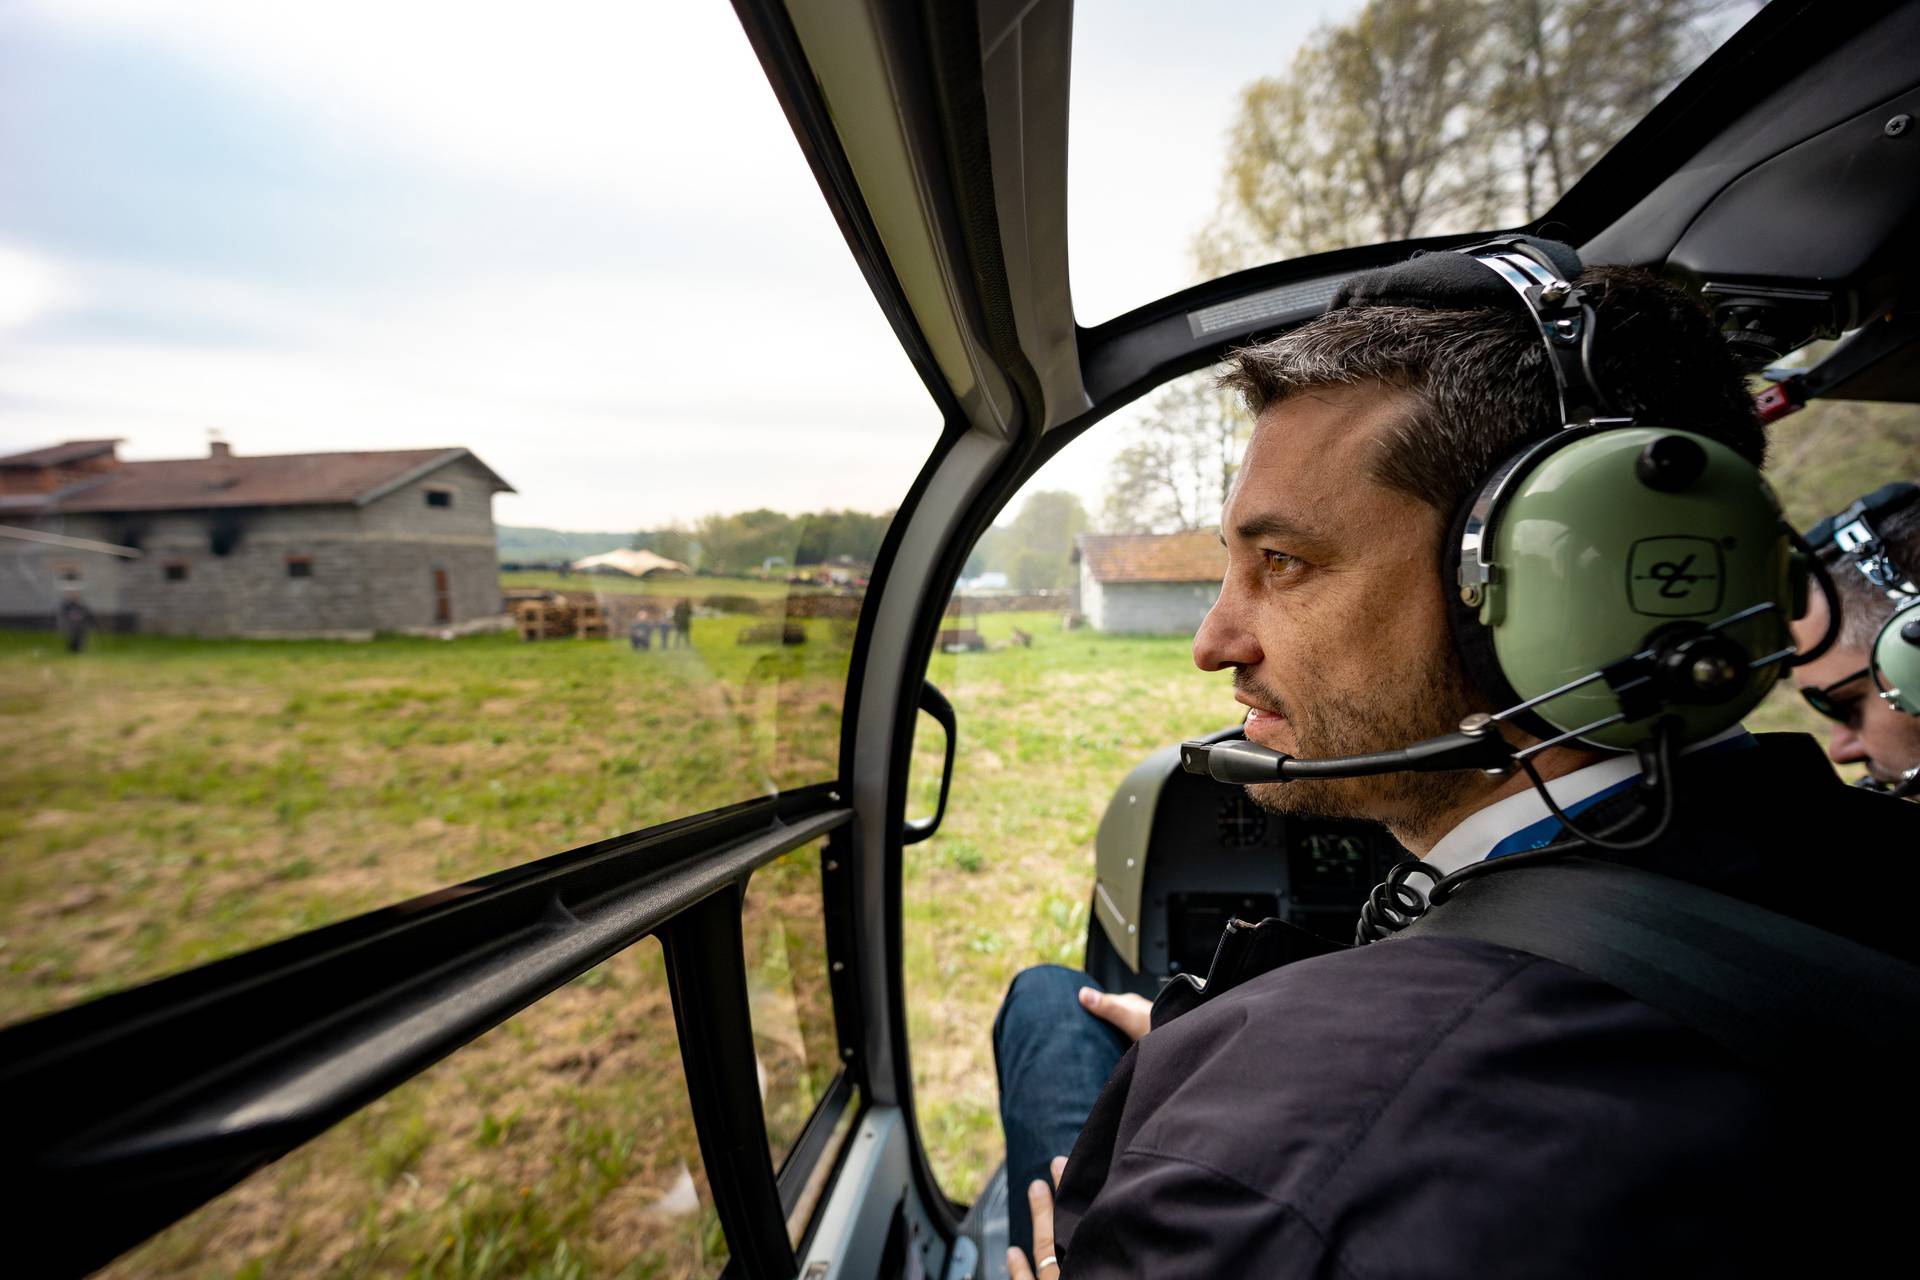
[1216,794,1270,848]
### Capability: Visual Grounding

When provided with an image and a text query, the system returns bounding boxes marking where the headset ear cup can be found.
[1873,597,1920,716]
[1443,478,1560,742]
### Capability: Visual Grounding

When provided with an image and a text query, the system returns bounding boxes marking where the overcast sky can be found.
[0,0,1354,531]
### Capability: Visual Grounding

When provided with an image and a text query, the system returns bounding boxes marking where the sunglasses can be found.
[1800,666,1872,722]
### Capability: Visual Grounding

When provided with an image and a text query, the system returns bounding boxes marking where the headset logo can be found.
[1627,536,1725,616]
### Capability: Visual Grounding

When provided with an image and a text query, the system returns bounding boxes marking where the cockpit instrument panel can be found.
[1091,738,1412,996]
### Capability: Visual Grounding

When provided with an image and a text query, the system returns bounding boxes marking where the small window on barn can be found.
[286,555,313,579]
[164,563,188,583]
[424,488,453,509]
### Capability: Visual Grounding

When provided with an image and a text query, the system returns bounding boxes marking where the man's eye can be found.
[1261,549,1298,574]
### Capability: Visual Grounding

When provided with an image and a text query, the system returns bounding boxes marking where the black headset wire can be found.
[1356,722,1678,943]
[1514,719,1678,852]
[1787,522,1842,668]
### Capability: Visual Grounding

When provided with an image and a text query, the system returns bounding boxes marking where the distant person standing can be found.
[672,598,693,649]
[57,591,95,654]
[628,614,653,651]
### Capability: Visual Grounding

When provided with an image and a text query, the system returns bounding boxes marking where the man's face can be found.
[1193,382,1484,834]
[1790,592,1920,786]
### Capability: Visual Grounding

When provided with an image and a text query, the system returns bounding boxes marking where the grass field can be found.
[0,592,1843,1273]
[0,614,859,1024]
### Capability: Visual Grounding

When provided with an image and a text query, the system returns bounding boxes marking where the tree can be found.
[793,508,892,567]
[965,490,1088,591]
[1198,0,1498,274]
[1486,0,1727,221]
[1195,0,1741,277]
[693,508,797,575]
[1102,372,1248,534]
[632,525,701,567]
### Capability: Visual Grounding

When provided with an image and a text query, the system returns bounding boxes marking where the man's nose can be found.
[1827,721,1868,765]
[1193,581,1261,672]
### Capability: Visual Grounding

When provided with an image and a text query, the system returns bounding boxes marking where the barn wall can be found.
[1080,559,1107,632]
[1091,580,1220,635]
[0,514,129,624]
[121,506,370,637]
[355,459,504,631]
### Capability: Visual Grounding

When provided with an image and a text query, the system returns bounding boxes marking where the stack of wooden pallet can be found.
[510,592,608,641]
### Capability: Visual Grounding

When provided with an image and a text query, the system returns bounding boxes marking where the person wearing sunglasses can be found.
[1790,482,1920,797]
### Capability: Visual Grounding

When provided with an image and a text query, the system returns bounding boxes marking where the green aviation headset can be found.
[1185,237,1828,803]
[1440,238,1803,756]
[1805,482,1920,718]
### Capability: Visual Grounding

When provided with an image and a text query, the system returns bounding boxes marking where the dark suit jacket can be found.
[1052,734,1920,1277]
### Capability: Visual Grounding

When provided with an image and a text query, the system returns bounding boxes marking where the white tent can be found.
[570,548,692,577]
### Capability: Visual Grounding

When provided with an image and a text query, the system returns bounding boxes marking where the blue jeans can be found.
[992,965,1132,1258]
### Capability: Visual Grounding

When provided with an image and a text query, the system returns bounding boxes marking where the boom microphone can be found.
[1181,716,1515,785]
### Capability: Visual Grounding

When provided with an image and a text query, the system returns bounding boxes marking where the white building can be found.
[1075,531,1226,635]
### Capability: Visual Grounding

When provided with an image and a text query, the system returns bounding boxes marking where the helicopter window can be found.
[0,1,934,1025]
[742,841,841,1165]
[903,425,1240,1201]
[1,0,932,1270]
[100,938,728,1278]
[1066,2,1758,324]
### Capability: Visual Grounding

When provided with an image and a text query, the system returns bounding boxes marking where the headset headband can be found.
[1453,240,1627,601]
[1458,239,1615,426]
[1808,483,1920,599]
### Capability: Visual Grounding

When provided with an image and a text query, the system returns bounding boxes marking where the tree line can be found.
[631,508,894,577]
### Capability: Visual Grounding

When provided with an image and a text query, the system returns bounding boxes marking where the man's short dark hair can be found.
[1816,493,1920,650]
[1219,266,1765,519]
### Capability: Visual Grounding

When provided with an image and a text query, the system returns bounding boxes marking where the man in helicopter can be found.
[997,240,1920,1278]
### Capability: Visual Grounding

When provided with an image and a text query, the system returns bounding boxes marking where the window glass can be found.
[1068,0,1763,323]
[742,840,840,1164]
[104,938,726,1279]
[903,433,1236,1199]
[0,1,936,1022]
[903,351,1920,1202]
[1748,394,1920,756]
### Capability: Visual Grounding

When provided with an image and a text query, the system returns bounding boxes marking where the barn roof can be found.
[0,440,123,469]
[8,445,514,513]
[1076,530,1225,584]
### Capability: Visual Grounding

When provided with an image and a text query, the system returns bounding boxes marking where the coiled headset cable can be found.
[1355,720,1679,944]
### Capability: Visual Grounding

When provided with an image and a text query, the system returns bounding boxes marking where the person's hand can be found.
[1007,1155,1068,1279]
[1078,986,1152,1042]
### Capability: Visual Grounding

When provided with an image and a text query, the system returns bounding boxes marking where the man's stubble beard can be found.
[1238,647,1486,840]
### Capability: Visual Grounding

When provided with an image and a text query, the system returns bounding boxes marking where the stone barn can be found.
[1075,531,1227,635]
[0,439,514,638]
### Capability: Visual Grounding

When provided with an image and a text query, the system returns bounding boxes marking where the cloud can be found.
[0,243,71,333]
[0,2,939,529]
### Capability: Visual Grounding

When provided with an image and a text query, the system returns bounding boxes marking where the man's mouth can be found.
[1237,698,1289,747]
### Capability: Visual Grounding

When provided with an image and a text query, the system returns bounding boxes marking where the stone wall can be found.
[121,506,369,637]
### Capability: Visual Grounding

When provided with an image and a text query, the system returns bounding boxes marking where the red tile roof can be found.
[1077,530,1226,584]
[0,440,122,468]
[20,447,513,513]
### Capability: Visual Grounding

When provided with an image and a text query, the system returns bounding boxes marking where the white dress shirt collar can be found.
[1421,724,1752,877]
